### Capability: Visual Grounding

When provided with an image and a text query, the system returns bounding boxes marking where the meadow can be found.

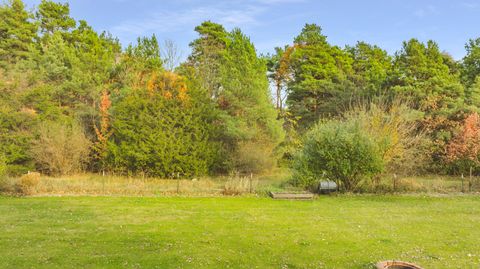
[1,195,479,268]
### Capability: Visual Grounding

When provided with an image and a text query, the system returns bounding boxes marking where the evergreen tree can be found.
[108,72,216,177]
[266,45,293,112]
[287,24,355,129]
[36,0,75,35]
[187,22,284,173]
[466,76,480,108]
[462,38,480,87]
[389,39,466,172]
[187,21,228,98]
[0,0,37,64]
[347,41,392,97]
[390,39,465,118]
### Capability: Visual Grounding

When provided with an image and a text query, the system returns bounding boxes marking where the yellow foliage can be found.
[147,72,157,94]
[140,71,189,104]
[345,100,425,174]
[163,91,173,99]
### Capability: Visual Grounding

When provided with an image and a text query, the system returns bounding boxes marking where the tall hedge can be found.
[107,72,217,178]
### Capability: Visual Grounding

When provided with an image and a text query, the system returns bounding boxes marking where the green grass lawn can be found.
[1,196,479,268]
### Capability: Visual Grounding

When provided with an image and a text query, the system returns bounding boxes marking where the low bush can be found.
[291,120,384,191]
[31,121,91,176]
[0,155,12,193]
[15,172,41,195]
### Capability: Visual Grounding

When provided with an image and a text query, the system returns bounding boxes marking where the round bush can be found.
[292,120,384,191]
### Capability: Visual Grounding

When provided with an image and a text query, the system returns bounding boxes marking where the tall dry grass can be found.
[222,176,259,195]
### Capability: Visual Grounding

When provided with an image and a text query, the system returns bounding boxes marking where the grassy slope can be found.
[0,196,479,268]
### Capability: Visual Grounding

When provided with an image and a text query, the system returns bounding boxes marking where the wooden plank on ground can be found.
[270,192,314,200]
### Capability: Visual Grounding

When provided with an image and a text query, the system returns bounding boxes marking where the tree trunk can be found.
[276,81,282,112]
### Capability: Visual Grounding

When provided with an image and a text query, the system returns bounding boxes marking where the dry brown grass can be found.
[222,177,258,195]
[0,171,289,197]
[2,170,477,197]
[7,174,224,196]
[363,174,480,193]
[15,172,41,195]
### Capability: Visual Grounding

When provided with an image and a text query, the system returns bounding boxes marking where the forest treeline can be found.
[2,0,480,181]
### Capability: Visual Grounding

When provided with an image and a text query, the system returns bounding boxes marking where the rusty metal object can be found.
[376,260,423,269]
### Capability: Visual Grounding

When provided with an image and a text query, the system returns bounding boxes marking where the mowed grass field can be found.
[1,196,479,268]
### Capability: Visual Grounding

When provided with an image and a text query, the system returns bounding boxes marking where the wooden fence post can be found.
[469,166,473,192]
[393,173,397,192]
[249,173,253,193]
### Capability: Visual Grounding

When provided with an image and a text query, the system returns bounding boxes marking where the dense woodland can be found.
[2,0,480,190]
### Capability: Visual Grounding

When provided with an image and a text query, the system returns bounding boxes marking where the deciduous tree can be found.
[446,112,480,175]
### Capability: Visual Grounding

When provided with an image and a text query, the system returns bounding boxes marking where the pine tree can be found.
[186,22,284,173]
[286,24,355,129]
[0,0,37,63]
[36,0,76,35]
[347,41,392,96]
[462,38,480,87]
[390,39,466,171]
[187,21,228,98]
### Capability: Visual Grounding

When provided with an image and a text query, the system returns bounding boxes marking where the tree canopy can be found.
[2,1,480,178]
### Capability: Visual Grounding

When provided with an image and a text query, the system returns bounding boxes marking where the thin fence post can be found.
[249,173,253,193]
[461,173,464,193]
[469,166,473,192]
[176,172,180,194]
[393,173,397,192]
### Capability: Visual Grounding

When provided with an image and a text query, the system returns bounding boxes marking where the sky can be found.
[23,0,480,60]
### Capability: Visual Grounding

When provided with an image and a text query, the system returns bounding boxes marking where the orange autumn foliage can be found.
[446,112,480,164]
[145,71,190,104]
[94,90,113,165]
[147,72,157,94]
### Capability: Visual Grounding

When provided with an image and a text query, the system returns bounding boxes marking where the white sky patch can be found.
[111,5,265,43]
[110,0,309,45]
[253,0,306,4]
[414,4,439,18]
[461,1,480,9]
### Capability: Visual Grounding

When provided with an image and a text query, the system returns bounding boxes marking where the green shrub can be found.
[0,102,36,176]
[0,154,6,179]
[291,120,384,191]
[0,155,9,193]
